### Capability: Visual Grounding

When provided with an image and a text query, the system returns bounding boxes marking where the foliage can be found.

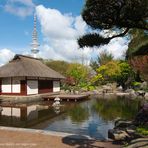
[92,61,120,84]
[66,63,90,87]
[90,59,98,72]
[126,29,148,58]
[132,81,141,89]
[90,51,114,71]
[91,74,104,85]
[92,60,135,89]
[136,125,148,136]
[78,0,148,48]
[45,60,93,90]
[116,61,135,89]
[45,60,69,76]
[82,84,96,91]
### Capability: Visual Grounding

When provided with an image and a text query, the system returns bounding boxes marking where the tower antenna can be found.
[31,13,39,58]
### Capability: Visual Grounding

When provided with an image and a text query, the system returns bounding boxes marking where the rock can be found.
[65,90,70,94]
[117,86,123,92]
[125,138,148,148]
[126,128,143,139]
[136,90,146,97]
[126,129,135,135]
[140,82,148,89]
[125,89,137,97]
[108,129,130,141]
[115,119,133,128]
[116,92,130,97]
[125,89,135,93]
[134,103,148,125]
[102,85,113,93]
[74,91,79,95]
[145,92,148,100]
[60,90,65,94]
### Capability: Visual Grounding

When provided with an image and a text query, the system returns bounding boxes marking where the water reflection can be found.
[92,97,140,121]
[0,102,64,127]
[0,97,141,140]
[68,104,89,123]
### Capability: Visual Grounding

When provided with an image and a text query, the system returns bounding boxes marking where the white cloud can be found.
[4,0,34,17]
[74,16,88,36]
[98,37,129,59]
[35,5,129,64]
[0,49,15,66]
[36,5,95,64]
[36,6,76,40]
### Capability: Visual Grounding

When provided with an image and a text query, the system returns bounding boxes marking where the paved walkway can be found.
[0,127,122,148]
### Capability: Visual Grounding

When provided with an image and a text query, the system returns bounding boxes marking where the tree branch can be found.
[109,28,129,40]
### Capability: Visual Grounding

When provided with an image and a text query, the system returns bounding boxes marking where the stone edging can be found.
[0,126,93,140]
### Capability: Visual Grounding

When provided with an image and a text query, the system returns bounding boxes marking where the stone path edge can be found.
[0,126,93,140]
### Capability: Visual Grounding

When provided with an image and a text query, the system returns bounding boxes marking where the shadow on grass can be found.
[62,134,122,148]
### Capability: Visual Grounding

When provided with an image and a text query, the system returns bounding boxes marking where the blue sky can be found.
[0,0,129,65]
[0,0,84,50]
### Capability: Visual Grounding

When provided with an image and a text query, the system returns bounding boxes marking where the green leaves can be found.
[83,0,148,30]
[67,63,90,86]
[91,60,134,88]
[93,61,121,84]
[78,0,148,48]
[78,33,110,48]
[127,29,148,57]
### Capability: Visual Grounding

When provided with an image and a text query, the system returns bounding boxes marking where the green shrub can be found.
[132,81,141,90]
[136,125,148,136]
[87,85,95,91]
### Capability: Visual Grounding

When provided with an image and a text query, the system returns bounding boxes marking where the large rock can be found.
[140,82,148,89]
[136,90,146,97]
[109,117,146,142]
[145,92,148,100]
[108,129,130,141]
[125,138,148,148]
[115,119,133,129]
[126,128,143,139]
[125,89,137,97]
[134,103,148,125]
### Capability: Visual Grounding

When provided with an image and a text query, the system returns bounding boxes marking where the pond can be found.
[0,96,141,140]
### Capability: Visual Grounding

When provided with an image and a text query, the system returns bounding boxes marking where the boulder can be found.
[117,86,123,92]
[60,90,65,94]
[125,89,135,93]
[134,103,148,125]
[125,89,137,97]
[125,138,148,148]
[102,85,113,93]
[65,90,70,94]
[115,119,133,129]
[140,82,148,90]
[145,92,148,100]
[108,129,130,141]
[136,90,146,97]
[126,128,143,139]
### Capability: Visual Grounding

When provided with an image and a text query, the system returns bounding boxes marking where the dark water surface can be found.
[0,97,140,140]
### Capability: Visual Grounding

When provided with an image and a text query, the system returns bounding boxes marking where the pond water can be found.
[0,97,140,140]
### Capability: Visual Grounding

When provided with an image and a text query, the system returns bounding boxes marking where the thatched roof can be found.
[0,55,65,79]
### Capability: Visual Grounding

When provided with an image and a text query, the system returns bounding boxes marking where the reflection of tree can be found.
[92,98,140,121]
[68,105,89,123]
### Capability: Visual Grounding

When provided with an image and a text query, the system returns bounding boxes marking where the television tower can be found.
[31,13,39,58]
